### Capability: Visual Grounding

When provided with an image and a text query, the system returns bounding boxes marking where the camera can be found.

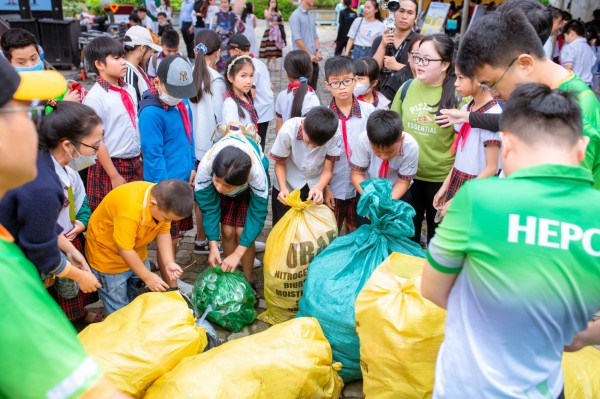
[379,0,400,34]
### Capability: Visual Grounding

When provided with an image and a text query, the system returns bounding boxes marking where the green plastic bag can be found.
[193,266,257,332]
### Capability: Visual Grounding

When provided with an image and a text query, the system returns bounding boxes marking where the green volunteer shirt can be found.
[426,164,600,398]
[0,231,104,399]
[557,73,600,190]
[390,79,468,182]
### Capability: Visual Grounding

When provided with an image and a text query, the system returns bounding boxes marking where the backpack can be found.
[400,79,413,102]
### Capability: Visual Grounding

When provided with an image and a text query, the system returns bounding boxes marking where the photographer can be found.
[371,0,418,85]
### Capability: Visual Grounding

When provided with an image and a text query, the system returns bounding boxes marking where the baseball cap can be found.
[0,59,66,107]
[226,34,251,50]
[156,55,196,99]
[124,26,163,52]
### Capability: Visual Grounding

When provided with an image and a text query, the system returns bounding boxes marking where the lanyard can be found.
[68,186,76,223]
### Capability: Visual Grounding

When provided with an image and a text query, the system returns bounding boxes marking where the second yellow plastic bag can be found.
[355,253,446,399]
[259,189,337,325]
[78,291,207,398]
[144,317,344,399]
[562,346,600,399]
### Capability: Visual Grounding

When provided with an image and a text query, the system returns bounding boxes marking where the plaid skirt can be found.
[170,215,194,239]
[87,157,143,211]
[447,168,477,200]
[220,190,250,228]
[49,234,99,321]
[333,196,359,231]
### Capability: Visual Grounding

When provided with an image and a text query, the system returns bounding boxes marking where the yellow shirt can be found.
[85,181,171,274]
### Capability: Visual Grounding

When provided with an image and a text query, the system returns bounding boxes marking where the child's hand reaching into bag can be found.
[308,187,324,205]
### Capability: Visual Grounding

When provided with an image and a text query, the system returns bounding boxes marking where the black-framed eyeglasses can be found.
[71,139,103,152]
[326,77,356,89]
[480,57,518,97]
[0,105,45,128]
[412,55,443,66]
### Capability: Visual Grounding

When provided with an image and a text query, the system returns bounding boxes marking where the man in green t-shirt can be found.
[456,7,600,190]
[422,83,600,399]
[0,61,130,398]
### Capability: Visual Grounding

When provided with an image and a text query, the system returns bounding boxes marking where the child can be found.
[194,129,269,285]
[349,109,419,203]
[123,26,163,102]
[241,2,258,57]
[433,66,502,216]
[137,6,155,33]
[86,180,193,314]
[275,50,321,133]
[139,55,197,285]
[148,28,181,79]
[354,56,391,110]
[202,0,220,29]
[83,36,143,211]
[422,83,600,399]
[222,54,258,128]
[226,34,274,149]
[189,30,225,254]
[211,0,245,72]
[0,28,43,71]
[560,19,596,86]
[324,56,376,233]
[157,11,174,37]
[270,106,342,225]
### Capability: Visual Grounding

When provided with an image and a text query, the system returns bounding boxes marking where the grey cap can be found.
[156,55,196,99]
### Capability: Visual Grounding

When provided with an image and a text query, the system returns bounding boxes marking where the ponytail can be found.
[191,30,222,104]
[284,50,313,118]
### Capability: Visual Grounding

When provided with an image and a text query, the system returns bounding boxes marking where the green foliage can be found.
[171,0,183,11]
[63,0,84,17]
[254,0,296,21]
[315,0,338,8]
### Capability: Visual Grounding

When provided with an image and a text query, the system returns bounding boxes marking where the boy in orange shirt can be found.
[86,179,193,314]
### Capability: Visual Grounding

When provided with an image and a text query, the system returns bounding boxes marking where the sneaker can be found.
[253,257,262,268]
[254,241,266,253]
[193,240,223,255]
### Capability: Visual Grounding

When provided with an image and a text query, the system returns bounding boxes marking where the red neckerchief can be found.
[357,90,379,108]
[330,96,362,163]
[287,82,314,94]
[97,76,137,130]
[150,87,192,145]
[226,87,259,128]
[451,98,499,154]
[378,160,389,178]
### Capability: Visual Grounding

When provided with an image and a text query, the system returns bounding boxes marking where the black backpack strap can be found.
[401,79,413,102]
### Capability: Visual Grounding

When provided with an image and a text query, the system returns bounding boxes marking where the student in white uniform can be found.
[222,54,258,128]
[354,56,390,110]
[123,26,162,102]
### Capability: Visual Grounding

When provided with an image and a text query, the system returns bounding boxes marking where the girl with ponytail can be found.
[274,50,321,133]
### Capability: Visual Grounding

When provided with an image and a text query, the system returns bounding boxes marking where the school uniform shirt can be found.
[349,130,419,186]
[560,38,596,85]
[426,164,600,399]
[53,161,90,234]
[85,181,171,274]
[191,67,226,160]
[222,97,253,126]
[346,18,385,47]
[83,80,140,159]
[251,57,275,124]
[125,60,152,102]
[195,134,269,248]
[275,87,321,123]
[358,90,390,110]
[453,100,502,176]
[147,51,183,78]
[329,97,376,200]
[269,117,342,191]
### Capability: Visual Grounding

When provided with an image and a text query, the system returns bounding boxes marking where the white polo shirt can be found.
[561,38,596,85]
[83,81,140,159]
[275,88,321,123]
[349,130,419,186]
[251,57,275,124]
[269,117,342,191]
[328,97,376,200]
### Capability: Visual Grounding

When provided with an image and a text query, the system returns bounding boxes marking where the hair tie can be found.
[299,76,308,83]
[47,98,58,108]
[195,43,208,55]
[226,54,253,76]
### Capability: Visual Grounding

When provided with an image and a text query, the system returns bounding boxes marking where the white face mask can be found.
[221,182,249,197]
[159,89,182,106]
[68,147,97,171]
[353,82,372,97]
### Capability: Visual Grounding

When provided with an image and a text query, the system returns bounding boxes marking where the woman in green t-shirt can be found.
[390,34,459,245]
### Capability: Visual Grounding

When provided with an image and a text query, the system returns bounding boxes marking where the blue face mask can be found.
[15,60,44,73]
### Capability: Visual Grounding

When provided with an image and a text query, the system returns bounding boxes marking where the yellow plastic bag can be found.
[563,346,600,398]
[144,317,344,399]
[355,253,446,399]
[78,291,207,398]
[258,190,337,325]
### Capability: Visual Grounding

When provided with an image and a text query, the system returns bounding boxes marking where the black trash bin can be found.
[38,18,81,67]
[7,18,41,43]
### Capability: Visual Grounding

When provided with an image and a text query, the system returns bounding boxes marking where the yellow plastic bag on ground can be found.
[144,317,344,399]
[78,291,207,398]
[258,190,337,325]
[355,253,446,399]
[563,346,600,398]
